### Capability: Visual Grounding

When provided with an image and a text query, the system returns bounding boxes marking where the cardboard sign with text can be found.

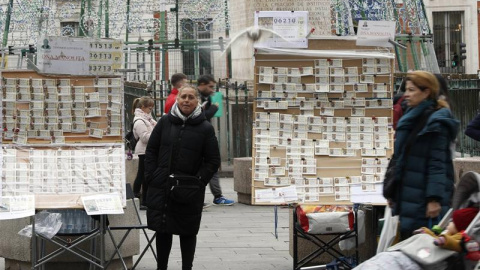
[356,20,396,48]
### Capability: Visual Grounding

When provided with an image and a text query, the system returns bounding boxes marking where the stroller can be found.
[355,171,480,270]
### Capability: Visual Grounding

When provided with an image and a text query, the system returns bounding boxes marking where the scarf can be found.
[171,102,202,122]
[134,108,156,126]
[396,99,435,132]
[394,99,435,172]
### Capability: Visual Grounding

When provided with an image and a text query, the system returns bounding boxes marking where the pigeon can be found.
[220,26,289,56]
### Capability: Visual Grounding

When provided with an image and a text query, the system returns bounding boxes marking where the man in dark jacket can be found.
[197,75,235,206]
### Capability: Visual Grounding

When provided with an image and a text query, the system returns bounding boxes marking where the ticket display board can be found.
[0,70,125,211]
[1,71,122,144]
[251,40,394,205]
[37,36,123,76]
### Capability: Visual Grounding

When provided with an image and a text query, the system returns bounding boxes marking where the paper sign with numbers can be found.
[37,36,123,76]
[254,11,308,48]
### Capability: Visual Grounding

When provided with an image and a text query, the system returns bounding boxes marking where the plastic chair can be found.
[105,183,157,269]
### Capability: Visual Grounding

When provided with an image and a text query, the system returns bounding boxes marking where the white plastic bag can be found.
[18,211,63,239]
[339,210,365,250]
[376,206,399,254]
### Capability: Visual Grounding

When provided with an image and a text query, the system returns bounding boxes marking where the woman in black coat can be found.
[144,85,220,270]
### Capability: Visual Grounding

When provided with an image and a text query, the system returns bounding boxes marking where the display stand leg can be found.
[31,215,36,270]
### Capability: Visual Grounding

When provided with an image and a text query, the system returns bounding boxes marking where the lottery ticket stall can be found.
[251,38,394,268]
[0,37,136,269]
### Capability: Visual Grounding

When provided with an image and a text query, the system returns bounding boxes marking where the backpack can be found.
[125,119,145,151]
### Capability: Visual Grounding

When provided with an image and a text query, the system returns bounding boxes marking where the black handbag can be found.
[168,174,204,204]
[383,107,434,201]
[383,156,397,200]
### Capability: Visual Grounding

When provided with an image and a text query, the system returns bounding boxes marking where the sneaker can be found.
[203,203,212,209]
[213,197,235,206]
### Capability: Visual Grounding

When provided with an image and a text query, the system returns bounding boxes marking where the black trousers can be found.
[156,232,197,270]
[133,154,147,204]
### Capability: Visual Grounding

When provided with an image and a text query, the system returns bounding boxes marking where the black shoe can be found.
[140,205,148,210]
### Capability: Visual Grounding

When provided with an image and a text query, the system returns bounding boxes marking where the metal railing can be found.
[124,79,253,164]
[448,78,480,157]
[395,74,480,157]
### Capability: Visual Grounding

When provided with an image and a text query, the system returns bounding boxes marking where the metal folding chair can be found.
[31,209,106,270]
[105,183,157,269]
[293,204,360,270]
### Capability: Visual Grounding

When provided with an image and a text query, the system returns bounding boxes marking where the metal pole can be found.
[160,11,167,81]
[87,0,92,36]
[105,0,109,38]
[150,47,153,81]
[31,215,36,270]
[235,81,240,157]
[124,0,130,68]
[225,82,231,164]
[79,0,86,36]
[2,0,13,47]
[216,80,221,160]
[244,82,249,156]
[160,81,165,113]
[175,0,179,42]
[97,0,103,38]
[142,50,146,81]
[152,80,157,118]
[224,0,232,78]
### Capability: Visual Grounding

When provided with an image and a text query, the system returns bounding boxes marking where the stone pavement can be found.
[133,177,292,270]
[0,177,293,270]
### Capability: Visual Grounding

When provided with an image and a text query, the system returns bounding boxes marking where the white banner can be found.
[0,195,35,220]
[356,20,396,48]
[255,11,309,48]
[81,193,124,215]
[37,36,123,75]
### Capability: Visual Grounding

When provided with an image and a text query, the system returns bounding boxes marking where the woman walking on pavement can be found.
[144,85,220,270]
[389,70,459,240]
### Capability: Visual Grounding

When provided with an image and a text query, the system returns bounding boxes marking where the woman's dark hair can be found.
[434,74,453,112]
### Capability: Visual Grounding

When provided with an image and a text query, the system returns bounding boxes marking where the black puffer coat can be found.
[144,110,220,235]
